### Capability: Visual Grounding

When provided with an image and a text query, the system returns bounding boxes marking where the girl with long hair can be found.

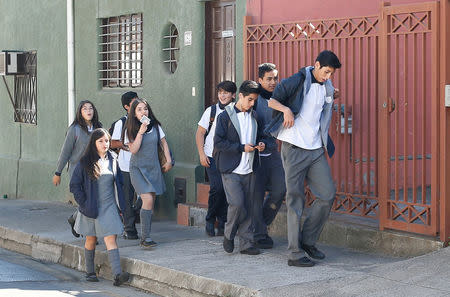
[124,98,172,248]
[52,100,102,237]
[70,128,129,286]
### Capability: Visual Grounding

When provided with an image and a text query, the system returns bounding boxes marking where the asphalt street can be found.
[0,247,159,297]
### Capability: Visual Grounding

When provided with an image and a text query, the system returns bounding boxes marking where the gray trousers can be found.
[281,142,336,260]
[252,152,286,241]
[221,172,255,251]
[122,171,137,235]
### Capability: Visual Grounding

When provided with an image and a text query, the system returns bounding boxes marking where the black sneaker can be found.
[223,237,234,253]
[67,215,80,238]
[85,272,98,282]
[301,244,325,260]
[205,221,215,237]
[288,256,315,267]
[255,235,274,249]
[123,232,139,240]
[240,246,261,255]
[113,271,129,286]
[140,239,157,248]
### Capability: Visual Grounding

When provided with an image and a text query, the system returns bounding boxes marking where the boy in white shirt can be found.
[110,91,138,240]
[196,81,236,236]
[214,80,267,255]
[267,50,341,267]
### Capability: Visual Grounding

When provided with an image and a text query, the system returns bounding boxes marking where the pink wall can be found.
[246,0,428,24]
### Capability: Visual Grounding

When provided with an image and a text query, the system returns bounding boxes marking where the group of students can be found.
[53,92,172,286]
[52,49,342,285]
[196,50,342,267]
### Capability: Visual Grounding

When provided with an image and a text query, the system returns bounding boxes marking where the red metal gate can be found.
[379,2,440,235]
[244,1,440,236]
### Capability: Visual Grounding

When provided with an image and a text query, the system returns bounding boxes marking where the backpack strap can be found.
[204,104,217,139]
[119,116,127,144]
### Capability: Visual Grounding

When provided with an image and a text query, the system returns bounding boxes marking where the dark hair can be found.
[125,98,161,142]
[121,91,138,110]
[72,100,102,132]
[258,63,277,78]
[216,81,237,94]
[239,80,260,97]
[80,128,110,180]
[316,50,341,69]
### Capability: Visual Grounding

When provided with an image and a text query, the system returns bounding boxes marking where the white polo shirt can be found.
[233,110,255,175]
[277,82,326,149]
[197,103,225,157]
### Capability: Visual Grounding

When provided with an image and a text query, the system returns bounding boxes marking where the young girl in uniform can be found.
[124,98,172,248]
[70,128,129,286]
[52,100,102,237]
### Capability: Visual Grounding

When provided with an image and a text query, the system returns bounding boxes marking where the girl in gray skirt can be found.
[124,99,172,248]
[70,128,129,286]
[53,100,102,238]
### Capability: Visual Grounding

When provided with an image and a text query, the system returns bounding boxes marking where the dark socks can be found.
[107,248,122,276]
[84,248,95,274]
[140,209,153,241]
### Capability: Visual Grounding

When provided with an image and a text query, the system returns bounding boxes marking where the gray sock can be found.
[84,248,95,274]
[107,248,122,276]
[140,209,153,241]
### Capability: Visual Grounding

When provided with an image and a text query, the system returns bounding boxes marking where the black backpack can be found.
[108,116,127,152]
[204,104,217,139]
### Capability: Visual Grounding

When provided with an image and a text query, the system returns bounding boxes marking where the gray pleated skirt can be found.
[74,158,123,237]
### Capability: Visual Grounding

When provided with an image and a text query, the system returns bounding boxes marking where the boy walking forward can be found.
[252,63,286,249]
[110,91,139,240]
[266,50,341,267]
[196,81,236,237]
[213,80,267,255]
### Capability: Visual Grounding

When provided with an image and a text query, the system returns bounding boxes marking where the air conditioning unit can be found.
[0,51,27,76]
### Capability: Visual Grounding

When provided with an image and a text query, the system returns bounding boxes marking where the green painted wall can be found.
[0,0,68,201]
[74,0,209,219]
[0,0,247,220]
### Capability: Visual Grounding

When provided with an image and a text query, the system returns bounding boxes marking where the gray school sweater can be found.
[55,124,91,178]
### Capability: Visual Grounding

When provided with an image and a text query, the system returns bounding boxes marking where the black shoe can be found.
[223,237,234,253]
[255,235,274,249]
[301,244,325,260]
[288,256,315,267]
[140,239,157,248]
[216,227,224,236]
[85,272,99,282]
[123,232,139,240]
[113,271,129,286]
[240,246,261,255]
[205,221,215,237]
[67,215,80,238]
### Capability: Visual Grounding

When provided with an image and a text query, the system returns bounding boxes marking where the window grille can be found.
[163,24,179,73]
[14,52,37,124]
[99,13,142,88]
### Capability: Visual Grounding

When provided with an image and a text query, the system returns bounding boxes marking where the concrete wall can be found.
[0,0,67,202]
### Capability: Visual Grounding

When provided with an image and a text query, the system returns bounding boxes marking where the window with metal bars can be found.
[163,23,179,73]
[14,52,37,124]
[99,13,143,88]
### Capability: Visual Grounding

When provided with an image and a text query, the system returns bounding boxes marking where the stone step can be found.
[177,203,443,258]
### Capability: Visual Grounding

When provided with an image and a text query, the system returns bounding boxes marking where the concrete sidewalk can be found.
[0,199,450,297]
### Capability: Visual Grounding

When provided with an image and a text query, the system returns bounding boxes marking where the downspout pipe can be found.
[67,0,75,126]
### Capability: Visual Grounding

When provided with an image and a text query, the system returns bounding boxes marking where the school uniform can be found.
[252,91,287,244]
[70,151,126,237]
[213,103,266,251]
[111,116,137,237]
[198,103,228,228]
[268,66,337,261]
